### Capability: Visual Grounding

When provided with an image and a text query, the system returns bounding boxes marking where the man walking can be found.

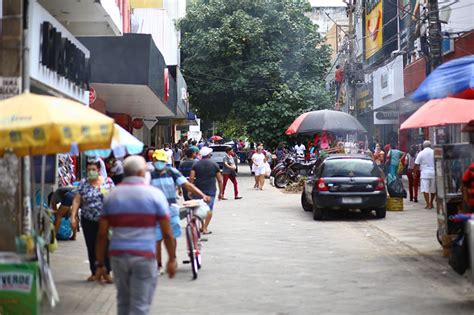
[178,148,197,201]
[415,141,436,209]
[222,147,242,200]
[189,147,224,234]
[95,156,176,315]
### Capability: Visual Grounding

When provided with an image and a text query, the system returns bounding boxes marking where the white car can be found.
[209,145,238,172]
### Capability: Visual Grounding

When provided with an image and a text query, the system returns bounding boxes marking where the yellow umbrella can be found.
[0,92,114,156]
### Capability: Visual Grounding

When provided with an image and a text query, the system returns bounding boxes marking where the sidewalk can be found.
[40,171,473,314]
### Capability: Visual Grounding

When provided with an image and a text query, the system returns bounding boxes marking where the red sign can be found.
[89,86,97,104]
[164,68,169,102]
[132,118,144,129]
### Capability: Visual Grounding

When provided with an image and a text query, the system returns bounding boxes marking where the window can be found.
[322,159,380,177]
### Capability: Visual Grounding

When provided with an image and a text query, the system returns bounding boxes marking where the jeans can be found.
[81,217,111,275]
[407,168,420,200]
[223,173,239,198]
[111,255,158,315]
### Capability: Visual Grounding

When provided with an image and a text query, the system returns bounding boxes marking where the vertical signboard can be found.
[365,0,383,59]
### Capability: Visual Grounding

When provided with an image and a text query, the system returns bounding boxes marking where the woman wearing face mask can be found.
[71,157,115,283]
[252,146,267,190]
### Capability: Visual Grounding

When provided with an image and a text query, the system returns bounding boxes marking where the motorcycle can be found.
[271,155,317,188]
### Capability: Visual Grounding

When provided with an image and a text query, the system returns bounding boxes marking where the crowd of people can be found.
[47,138,256,314]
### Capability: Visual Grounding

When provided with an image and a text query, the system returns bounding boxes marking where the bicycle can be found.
[180,200,208,279]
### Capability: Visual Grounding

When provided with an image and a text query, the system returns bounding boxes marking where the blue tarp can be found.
[411,55,474,102]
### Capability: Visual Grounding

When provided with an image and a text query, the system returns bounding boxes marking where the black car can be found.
[301,155,387,220]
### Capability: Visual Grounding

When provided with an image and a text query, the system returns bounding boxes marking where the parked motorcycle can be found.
[271,155,317,188]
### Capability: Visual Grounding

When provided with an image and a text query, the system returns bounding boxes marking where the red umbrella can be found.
[209,135,223,141]
[400,97,474,130]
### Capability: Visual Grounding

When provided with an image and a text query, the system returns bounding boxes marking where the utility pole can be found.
[344,0,356,115]
[0,0,24,251]
[427,0,443,70]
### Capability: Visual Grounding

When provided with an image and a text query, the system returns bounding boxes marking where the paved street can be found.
[42,169,474,315]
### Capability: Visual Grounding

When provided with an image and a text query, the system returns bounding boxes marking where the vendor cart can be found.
[434,143,473,250]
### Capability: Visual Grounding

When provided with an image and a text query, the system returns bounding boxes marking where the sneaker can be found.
[158,266,165,276]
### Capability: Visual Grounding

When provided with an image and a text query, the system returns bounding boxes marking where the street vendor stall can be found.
[0,92,115,314]
[401,55,474,266]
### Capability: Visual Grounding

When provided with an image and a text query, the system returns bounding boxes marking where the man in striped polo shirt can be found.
[95,156,176,315]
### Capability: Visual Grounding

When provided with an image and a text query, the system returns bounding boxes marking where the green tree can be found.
[179,0,333,147]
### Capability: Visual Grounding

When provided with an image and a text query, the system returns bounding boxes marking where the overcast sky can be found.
[308,0,347,7]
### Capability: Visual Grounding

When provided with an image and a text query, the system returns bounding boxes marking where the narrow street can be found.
[43,168,474,315]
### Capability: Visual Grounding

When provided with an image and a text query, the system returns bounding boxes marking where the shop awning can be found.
[80,34,176,117]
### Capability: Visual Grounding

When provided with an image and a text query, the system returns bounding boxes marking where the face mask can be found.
[88,170,99,180]
[154,161,167,171]
[164,148,169,151]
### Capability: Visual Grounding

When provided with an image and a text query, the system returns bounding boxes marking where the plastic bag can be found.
[56,217,72,240]
[387,178,407,198]
[264,162,271,177]
[449,233,469,275]
[194,200,210,220]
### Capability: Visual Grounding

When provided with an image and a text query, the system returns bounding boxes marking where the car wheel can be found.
[274,173,290,188]
[301,190,312,212]
[313,204,325,221]
[375,207,386,219]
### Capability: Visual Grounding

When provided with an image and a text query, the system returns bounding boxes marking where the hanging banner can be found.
[365,0,383,59]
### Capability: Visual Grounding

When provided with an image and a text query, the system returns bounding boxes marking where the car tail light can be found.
[317,178,328,191]
[375,178,385,191]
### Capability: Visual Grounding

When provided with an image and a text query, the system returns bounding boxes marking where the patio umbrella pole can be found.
[22,156,32,235]
[40,155,47,244]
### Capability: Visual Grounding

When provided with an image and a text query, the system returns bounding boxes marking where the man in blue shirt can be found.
[150,149,210,274]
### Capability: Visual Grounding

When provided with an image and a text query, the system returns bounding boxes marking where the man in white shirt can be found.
[415,140,436,209]
[164,143,174,166]
[294,141,306,157]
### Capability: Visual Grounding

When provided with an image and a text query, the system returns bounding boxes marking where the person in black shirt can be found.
[178,148,197,201]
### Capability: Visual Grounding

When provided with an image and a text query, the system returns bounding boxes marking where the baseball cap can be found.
[152,149,168,162]
[200,147,213,157]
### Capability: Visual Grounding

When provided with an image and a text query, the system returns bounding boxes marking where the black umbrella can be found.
[286,110,367,135]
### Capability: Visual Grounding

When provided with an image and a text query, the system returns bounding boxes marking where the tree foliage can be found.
[179,0,333,147]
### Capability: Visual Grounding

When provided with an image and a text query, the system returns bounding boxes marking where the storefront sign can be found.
[89,86,97,104]
[28,1,90,104]
[374,111,399,124]
[373,55,404,109]
[356,80,373,113]
[132,118,144,129]
[365,0,383,59]
[143,118,158,129]
[399,0,417,52]
[0,77,21,100]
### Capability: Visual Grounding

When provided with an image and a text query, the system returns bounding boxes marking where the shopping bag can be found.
[264,162,271,177]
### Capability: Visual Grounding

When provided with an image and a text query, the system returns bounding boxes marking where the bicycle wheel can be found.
[186,225,198,279]
[191,222,202,269]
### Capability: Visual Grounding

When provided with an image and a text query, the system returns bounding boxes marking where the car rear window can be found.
[322,158,380,177]
[211,146,230,152]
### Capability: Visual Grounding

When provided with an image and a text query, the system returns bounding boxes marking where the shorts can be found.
[420,178,436,193]
[253,166,266,176]
[156,214,181,241]
[62,191,75,207]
